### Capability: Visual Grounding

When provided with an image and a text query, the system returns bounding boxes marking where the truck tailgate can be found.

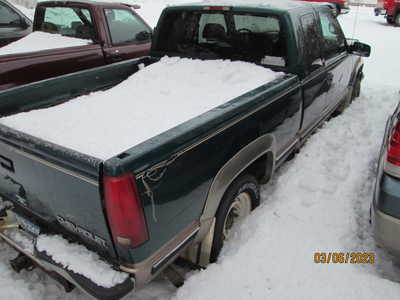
[0,126,116,260]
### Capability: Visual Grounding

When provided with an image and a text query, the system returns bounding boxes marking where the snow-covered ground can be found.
[1,3,400,300]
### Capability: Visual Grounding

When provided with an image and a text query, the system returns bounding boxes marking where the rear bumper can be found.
[373,172,400,257]
[372,204,400,257]
[0,226,134,300]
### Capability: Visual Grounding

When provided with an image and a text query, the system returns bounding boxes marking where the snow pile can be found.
[36,235,128,288]
[0,57,283,160]
[4,230,34,254]
[0,32,91,56]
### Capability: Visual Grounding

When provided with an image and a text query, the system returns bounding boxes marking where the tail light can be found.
[103,174,149,248]
[387,121,400,166]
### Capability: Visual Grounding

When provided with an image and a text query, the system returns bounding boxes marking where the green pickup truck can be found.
[0,1,370,299]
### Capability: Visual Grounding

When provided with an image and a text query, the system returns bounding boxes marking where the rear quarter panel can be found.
[104,74,302,263]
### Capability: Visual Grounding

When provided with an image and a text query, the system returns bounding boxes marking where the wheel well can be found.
[242,151,274,185]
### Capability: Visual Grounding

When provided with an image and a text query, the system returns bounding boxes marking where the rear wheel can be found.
[352,73,362,100]
[210,174,259,262]
[395,13,400,26]
[387,16,395,24]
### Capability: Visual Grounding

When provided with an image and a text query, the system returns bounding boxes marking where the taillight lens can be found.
[387,121,400,166]
[103,174,149,248]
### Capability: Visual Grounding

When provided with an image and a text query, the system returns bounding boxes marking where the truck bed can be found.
[0,32,91,56]
[0,57,283,160]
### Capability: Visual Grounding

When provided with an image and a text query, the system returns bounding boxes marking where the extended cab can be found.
[375,0,400,25]
[0,0,151,91]
[0,2,370,299]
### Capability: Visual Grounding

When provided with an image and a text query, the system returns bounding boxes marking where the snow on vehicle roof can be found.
[0,57,283,160]
[169,0,308,10]
[0,31,91,56]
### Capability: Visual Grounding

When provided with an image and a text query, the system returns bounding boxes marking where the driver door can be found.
[102,7,151,63]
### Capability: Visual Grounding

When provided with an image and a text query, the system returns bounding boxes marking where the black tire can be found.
[387,16,395,24]
[209,174,260,263]
[395,13,400,26]
[352,73,362,100]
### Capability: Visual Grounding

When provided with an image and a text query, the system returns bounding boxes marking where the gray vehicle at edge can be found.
[372,100,400,258]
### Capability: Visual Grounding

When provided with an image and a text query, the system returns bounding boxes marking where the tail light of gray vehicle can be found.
[384,117,400,178]
[103,174,149,248]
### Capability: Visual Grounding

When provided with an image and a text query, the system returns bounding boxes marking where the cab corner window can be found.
[300,13,322,72]
[104,8,151,46]
[319,10,346,59]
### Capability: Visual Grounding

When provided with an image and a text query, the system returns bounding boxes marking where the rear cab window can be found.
[154,9,288,67]
[36,6,96,41]
[104,8,151,45]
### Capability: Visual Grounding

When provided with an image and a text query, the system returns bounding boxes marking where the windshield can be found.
[154,10,287,66]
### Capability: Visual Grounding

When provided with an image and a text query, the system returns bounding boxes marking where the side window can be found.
[0,2,20,26]
[318,10,346,58]
[300,13,322,72]
[41,6,95,40]
[105,8,151,45]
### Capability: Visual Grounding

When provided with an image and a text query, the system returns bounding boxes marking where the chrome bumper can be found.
[0,214,134,300]
[372,203,400,257]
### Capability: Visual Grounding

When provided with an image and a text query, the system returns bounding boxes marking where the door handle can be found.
[108,50,123,62]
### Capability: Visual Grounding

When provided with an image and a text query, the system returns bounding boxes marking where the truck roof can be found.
[167,0,322,12]
[37,0,137,8]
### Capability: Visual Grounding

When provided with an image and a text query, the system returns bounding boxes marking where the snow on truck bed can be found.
[0,57,282,160]
[0,32,91,56]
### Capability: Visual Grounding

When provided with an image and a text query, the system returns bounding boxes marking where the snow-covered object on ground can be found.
[0,32,91,56]
[0,57,283,160]
[36,235,128,288]
[0,200,12,212]
[4,230,34,254]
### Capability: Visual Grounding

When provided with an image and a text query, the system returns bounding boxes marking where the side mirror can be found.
[349,41,371,57]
